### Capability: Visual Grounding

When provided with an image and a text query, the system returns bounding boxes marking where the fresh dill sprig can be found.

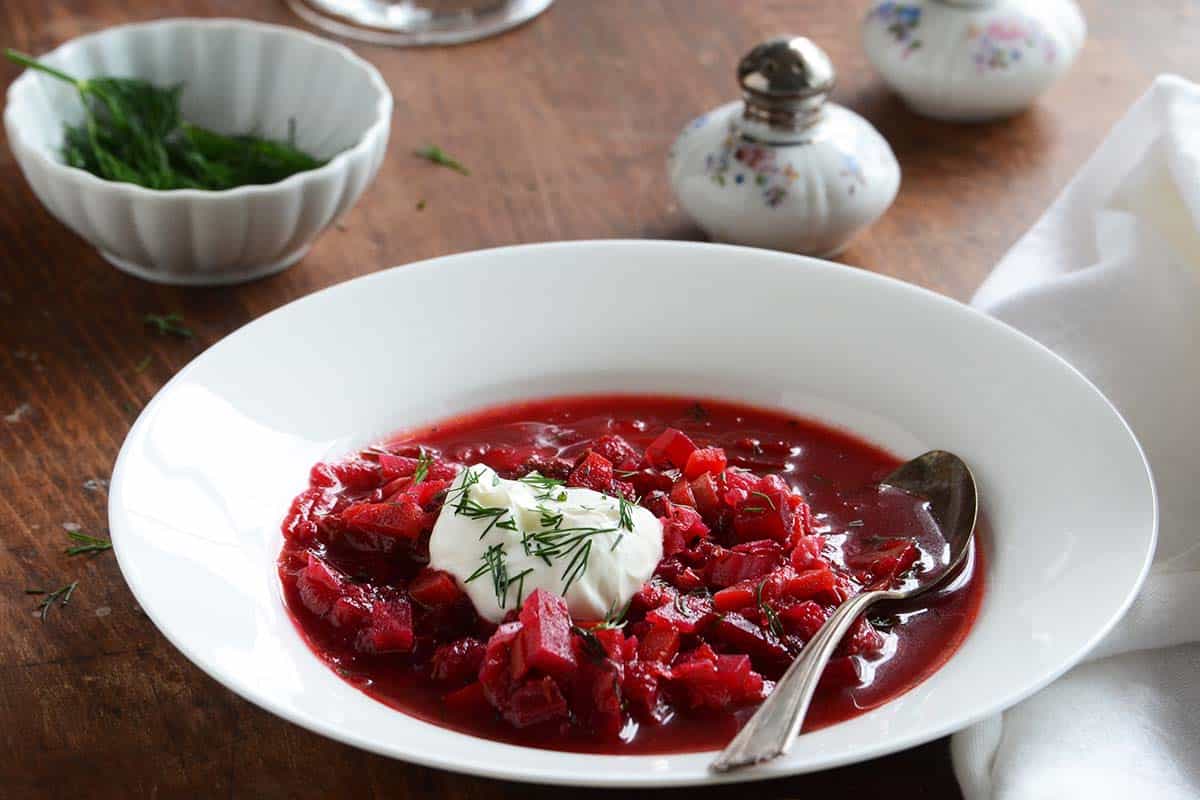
[594,597,633,630]
[560,539,592,595]
[458,466,634,597]
[447,467,518,539]
[413,144,469,175]
[410,449,432,487]
[466,543,509,608]
[144,312,193,339]
[465,544,533,610]
[29,581,78,621]
[5,50,327,191]
[617,496,634,532]
[64,531,112,556]
[519,472,567,502]
[571,624,610,661]
[756,579,785,639]
[750,491,777,511]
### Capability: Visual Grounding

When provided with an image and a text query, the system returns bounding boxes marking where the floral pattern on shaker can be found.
[704,125,800,208]
[838,151,867,196]
[967,17,1056,71]
[869,2,923,58]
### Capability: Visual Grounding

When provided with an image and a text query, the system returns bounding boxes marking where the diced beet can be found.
[480,622,523,708]
[591,434,641,470]
[512,589,577,679]
[838,616,884,657]
[732,491,795,543]
[710,612,792,667]
[627,469,676,498]
[409,568,464,608]
[819,656,863,691]
[684,447,727,481]
[623,661,670,722]
[638,624,681,663]
[644,428,697,470]
[670,566,705,592]
[611,478,637,501]
[670,478,697,508]
[340,500,429,541]
[622,634,639,663]
[520,453,573,481]
[505,675,569,728]
[573,660,626,739]
[356,598,414,654]
[780,599,828,640]
[443,681,490,714]
[660,504,710,558]
[690,472,722,516]
[481,445,527,476]
[784,568,840,603]
[671,652,765,711]
[848,540,920,584]
[633,577,678,611]
[712,584,756,612]
[645,593,715,634]
[378,453,419,480]
[592,627,627,662]
[379,476,411,502]
[708,541,784,588]
[567,450,614,493]
[296,552,347,616]
[329,458,382,489]
[431,637,487,686]
[641,491,673,518]
[282,488,335,544]
[409,478,452,509]
[715,653,752,680]
[329,594,372,629]
[309,462,338,488]
[790,535,826,571]
[723,468,757,492]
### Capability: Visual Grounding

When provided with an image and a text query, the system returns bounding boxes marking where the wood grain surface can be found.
[1,1,1196,797]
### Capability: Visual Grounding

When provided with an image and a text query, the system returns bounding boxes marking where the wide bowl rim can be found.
[108,240,1158,786]
[3,16,394,201]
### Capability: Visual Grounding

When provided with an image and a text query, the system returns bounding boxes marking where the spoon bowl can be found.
[711,450,979,773]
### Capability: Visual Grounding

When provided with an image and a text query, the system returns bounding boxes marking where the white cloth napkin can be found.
[952,75,1200,799]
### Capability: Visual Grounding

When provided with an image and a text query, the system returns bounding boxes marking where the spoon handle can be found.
[710,590,882,772]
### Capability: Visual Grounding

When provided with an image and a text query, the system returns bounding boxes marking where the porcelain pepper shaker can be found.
[668,37,900,258]
[863,0,1086,122]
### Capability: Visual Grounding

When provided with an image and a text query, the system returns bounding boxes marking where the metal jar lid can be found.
[737,36,835,131]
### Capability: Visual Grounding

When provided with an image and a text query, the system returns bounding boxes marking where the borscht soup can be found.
[278,395,983,754]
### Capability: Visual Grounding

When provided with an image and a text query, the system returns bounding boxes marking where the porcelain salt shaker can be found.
[668,37,900,258]
[862,0,1086,122]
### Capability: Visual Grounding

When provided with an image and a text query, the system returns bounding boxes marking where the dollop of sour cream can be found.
[429,464,663,623]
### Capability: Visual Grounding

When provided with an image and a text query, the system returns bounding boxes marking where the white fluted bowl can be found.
[3,18,392,285]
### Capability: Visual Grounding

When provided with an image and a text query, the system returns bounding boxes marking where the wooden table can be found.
[1,1,1195,797]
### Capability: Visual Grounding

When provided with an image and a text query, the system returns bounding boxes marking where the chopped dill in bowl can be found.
[6,49,329,191]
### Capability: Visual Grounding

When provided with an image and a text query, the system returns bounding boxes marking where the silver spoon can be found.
[710,450,978,773]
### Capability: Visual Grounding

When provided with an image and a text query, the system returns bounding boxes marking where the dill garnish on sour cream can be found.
[429,465,663,623]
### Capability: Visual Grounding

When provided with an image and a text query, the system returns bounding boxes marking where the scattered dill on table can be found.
[6,49,327,191]
[413,144,469,175]
[64,531,112,556]
[28,582,79,621]
[143,313,193,339]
